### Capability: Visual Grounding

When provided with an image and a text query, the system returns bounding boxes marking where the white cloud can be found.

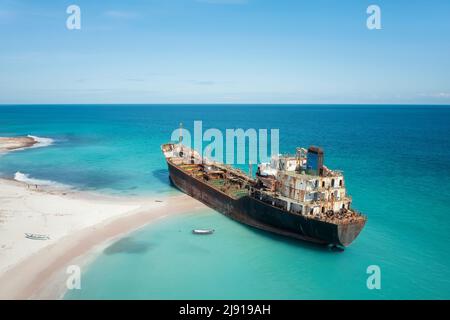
[191,80,216,86]
[418,92,450,99]
[104,10,138,19]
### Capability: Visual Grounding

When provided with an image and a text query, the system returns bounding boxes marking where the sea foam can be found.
[14,171,67,188]
[27,135,54,149]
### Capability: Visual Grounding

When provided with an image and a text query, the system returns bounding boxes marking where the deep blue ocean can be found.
[1,104,449,299]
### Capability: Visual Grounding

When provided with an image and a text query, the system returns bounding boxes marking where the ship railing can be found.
[350,209,367,218]
[278,153,297,158]
[321,170,344,178]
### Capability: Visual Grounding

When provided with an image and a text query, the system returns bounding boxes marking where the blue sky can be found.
[0,0,449,104]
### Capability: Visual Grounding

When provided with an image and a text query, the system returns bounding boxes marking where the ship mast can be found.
[178,122,183,145]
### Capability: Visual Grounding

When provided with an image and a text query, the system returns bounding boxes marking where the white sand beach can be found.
[0,137,206,299]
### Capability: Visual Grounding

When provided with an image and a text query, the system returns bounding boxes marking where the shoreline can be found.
[0,178,206,299]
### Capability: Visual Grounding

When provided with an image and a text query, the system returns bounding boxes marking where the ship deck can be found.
[169,151,366,224]
[175,162,250,199]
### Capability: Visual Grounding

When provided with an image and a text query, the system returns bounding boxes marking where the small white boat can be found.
[25,233,50,240]
[192,229,215,235]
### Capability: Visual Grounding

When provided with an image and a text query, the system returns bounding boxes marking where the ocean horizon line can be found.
[1,103,450,107]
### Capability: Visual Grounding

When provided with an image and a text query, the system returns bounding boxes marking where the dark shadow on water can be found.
[151,169,342,254]
[152,168,176,189]
[238,223,342,254]
[21,167,130,190]
[82,173,128,189]
[104,237,152,255]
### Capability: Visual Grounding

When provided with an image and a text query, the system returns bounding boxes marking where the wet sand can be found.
[0,178,205,299]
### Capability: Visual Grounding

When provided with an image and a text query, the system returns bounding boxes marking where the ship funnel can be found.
[306,146,324,176]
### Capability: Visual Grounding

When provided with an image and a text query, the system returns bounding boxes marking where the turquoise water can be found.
[1,105,449,299]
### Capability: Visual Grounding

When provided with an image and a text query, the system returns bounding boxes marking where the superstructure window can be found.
[339,180,343,187]
[331,179,335,187]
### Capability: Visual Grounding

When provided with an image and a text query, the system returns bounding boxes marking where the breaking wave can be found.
[14,171,67,188]
[27,135,54,149]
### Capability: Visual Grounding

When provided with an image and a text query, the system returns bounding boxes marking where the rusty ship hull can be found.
[166,160,366,247]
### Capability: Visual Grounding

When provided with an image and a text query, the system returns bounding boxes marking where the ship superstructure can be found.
[256,146,358,225]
